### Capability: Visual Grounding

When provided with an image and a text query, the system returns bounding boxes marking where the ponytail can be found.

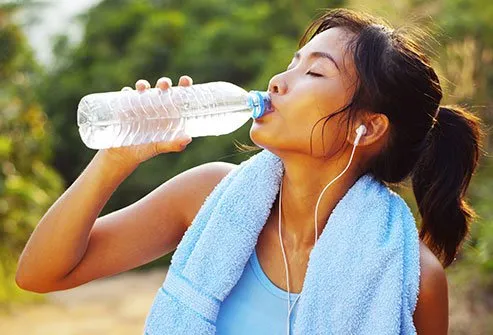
[411,106,483,267]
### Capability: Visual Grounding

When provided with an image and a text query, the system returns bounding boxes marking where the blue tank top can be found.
[215,247,300,334]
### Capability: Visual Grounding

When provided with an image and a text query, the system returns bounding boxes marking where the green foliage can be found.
[464,160,493,273]
[440,0,493,46]
[433,0,493,276]
[0,2,63,306]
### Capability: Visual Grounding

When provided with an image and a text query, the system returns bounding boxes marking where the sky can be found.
[18,0,102,66]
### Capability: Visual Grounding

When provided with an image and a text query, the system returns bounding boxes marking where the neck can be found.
[276,150,362,250]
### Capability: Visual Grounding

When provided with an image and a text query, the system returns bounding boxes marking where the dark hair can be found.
[300,9,483,267]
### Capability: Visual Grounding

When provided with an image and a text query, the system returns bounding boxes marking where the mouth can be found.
[254,106,276,121]
[264,104,276,115]
[263,95,277,115]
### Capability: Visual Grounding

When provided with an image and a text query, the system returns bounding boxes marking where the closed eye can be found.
[307,71,323,77]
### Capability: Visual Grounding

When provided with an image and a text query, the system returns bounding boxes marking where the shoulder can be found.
[175,161,237,226]
[184,161,237,182]
[413,240,449,334]
[417,241,448,298]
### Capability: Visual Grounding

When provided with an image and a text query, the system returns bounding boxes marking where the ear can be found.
[347,113,389,146]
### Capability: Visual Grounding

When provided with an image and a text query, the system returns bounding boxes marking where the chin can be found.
[249,124,286,156]
[249,121,272,149]
[251,125,319,160]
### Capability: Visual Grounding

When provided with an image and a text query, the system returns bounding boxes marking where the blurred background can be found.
[0,0,491,334]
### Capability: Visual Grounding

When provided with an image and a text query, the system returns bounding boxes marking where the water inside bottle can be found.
[77,82,270,149]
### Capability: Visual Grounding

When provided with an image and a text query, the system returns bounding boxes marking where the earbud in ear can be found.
[356,124,367,136]
[353,124,367,146]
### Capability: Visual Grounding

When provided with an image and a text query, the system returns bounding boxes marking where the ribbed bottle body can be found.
[77,82,255,149]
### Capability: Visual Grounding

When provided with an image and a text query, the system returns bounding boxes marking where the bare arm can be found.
[16,149,235,293]
[15,75,235,293]
[413,241,449,334]
[15,150,138,291]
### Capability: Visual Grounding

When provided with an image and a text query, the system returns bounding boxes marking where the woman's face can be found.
[250,27,357,158]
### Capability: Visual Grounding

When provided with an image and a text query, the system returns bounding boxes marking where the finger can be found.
[177,135,192,145]
[155,77,173,90]
[178,75,193,87]
[135,79,151,92]
[155,137,192,153]
[121,86,133,92]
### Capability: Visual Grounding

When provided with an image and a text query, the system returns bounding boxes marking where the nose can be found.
[268,74,287,95]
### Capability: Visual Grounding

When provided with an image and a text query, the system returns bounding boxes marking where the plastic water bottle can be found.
[77,81,271,149]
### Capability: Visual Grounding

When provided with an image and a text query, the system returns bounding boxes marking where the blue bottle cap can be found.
[247,91,271,119]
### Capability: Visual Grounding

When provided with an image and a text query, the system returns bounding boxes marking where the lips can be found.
[253,93,277,120]
[265,105,276,115]
[264,96,277,115]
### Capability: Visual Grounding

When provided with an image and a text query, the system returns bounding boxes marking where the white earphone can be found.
[280,124,367,334]
[354,124,367,145]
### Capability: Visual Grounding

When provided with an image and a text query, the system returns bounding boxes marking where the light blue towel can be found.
[144,149,420,334]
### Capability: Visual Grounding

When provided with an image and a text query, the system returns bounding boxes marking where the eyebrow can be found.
[294,51,341,72]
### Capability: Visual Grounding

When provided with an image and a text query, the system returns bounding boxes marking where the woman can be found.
[16,8,482,335]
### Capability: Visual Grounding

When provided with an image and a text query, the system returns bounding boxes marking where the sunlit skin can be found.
[250,27,390,250]
[249,27,448,334]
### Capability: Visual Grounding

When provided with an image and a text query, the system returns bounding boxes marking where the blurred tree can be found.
[0,2,62,253]
[37,0,345,215]
[0,1,63,303]
[431,0,492,126]
[431,0,493,275]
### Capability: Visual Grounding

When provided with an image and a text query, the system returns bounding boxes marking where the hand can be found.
[100,75,194,167]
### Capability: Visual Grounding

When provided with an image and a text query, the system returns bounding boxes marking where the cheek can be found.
[284,85,345,137]
[289,79,348,116]
[249,80,351,155]
[289,94,349,156]
[312,83,349,115]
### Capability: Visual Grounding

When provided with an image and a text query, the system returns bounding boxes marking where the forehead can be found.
[300,27,355,71]
[302,27,352,52]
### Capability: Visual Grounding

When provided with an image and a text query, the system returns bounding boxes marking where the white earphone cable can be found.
[278,181,291,332]
[313,127,365,244]
[280,126,365,335]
